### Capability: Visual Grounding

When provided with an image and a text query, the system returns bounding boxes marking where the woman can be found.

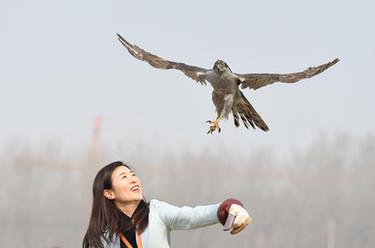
[82,161,251,248]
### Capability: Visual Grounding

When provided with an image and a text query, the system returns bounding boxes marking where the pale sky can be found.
[1,0,374,156]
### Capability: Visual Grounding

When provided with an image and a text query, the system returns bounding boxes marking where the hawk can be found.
[117,34,339,134]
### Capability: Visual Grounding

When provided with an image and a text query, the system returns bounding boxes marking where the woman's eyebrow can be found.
[118,172,127,178]
[118,170,135,178]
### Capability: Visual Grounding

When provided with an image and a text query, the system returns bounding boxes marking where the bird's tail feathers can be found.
[233,94,269,132]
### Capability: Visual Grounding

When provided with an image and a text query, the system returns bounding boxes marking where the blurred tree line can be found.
[0,133,374,247]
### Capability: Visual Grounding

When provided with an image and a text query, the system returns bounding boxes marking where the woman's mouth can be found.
[130,185,140,192]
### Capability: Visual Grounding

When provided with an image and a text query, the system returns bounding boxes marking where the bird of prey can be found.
[117,33,339,134]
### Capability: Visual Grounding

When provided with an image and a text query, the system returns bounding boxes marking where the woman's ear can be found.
[103,189,115,200]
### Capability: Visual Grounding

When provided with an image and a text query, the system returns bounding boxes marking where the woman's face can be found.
[105,166,143,204]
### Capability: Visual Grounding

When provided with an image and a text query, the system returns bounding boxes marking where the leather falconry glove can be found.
[217,198,252,235]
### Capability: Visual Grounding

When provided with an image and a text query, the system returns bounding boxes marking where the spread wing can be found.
[117,34,209,85]
[236,58,339,90]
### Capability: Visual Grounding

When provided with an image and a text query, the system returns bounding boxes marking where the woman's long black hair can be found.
[82,161,149,248]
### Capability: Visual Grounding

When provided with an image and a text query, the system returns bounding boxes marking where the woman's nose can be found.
[130,177,138,184]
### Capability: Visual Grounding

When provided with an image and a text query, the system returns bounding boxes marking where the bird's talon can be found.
[206,119,221,134]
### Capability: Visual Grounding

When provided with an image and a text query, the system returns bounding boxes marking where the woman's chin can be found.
[133,192,143,200]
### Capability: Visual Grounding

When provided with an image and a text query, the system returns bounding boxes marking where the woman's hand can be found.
[217,198,252,234]
[228,204,252,234]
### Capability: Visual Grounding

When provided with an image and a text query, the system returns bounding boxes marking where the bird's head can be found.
[213,60,231,73]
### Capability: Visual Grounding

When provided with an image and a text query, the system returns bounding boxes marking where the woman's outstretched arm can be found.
[152,198,251,233]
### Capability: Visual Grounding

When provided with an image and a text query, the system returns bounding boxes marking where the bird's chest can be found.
[208,72,237,92]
